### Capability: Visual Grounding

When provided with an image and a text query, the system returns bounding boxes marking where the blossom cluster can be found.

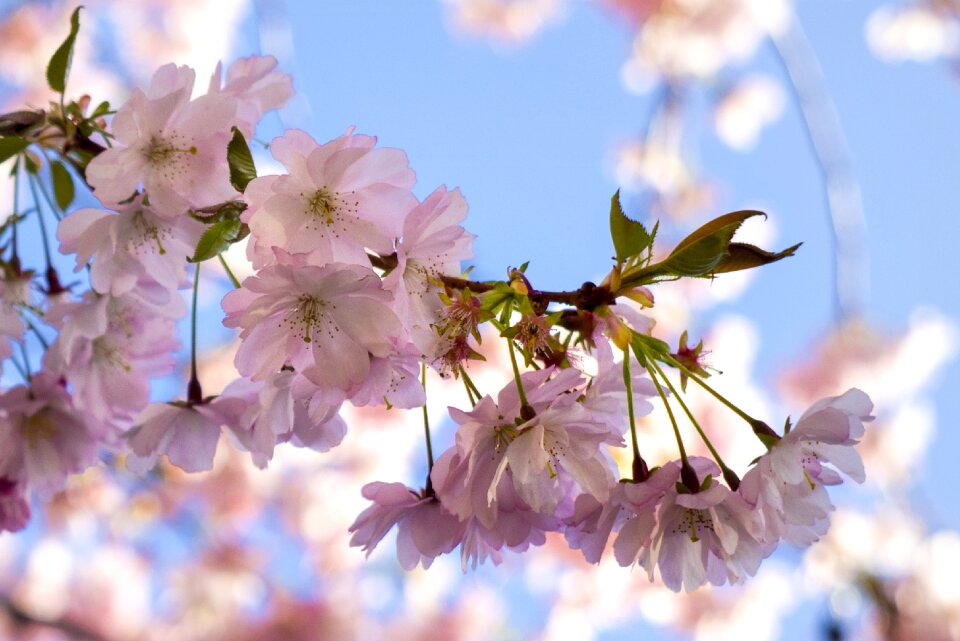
[0,14,874,594]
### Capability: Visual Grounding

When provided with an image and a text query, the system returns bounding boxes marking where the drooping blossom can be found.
[220,370,348,468]
[57,195,203,306]
[432,367,585,527]
[125,396,247,474]
[242,129,418,268]
[565,461,677,564]
[349,482,466,570]
[620,457,768,592]
[384,185,474,352]
[222,251,403,396]
[740,388,873,546]
[86,63,238,216]
[207,55,294,138]
[0,372,100,496]
[44,292,179,436]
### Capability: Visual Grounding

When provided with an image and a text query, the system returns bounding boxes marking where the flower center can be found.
[289,295,337,344]
[128,210,171,255]
[143,135,197,181]
[673,508,715,543]
[302,186,359,233]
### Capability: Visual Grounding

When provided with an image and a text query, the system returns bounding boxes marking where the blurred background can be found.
[0,0,958,639]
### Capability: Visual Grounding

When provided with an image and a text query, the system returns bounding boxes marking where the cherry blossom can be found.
[125,396,247,474]
[242,128,418,268]
[57,195,203,306]
[349,481,465,570]
[0,372,100,496]
[740,388,873,546]
[44,292,179,436]
[207,55,294,138]
[85,63,238,216]
[222,251,403,396]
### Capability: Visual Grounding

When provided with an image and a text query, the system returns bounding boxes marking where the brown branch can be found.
[438,276,616,313]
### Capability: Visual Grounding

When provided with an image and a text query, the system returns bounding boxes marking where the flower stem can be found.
[421,362,435,495]
[622,348,648,481]
[641,358,686,464]
[459,365,478,407]
[663,354,779,442]
[187,262,203,404]
[25,171,53,269]
[217,253,242,289]
[648,357,739,489]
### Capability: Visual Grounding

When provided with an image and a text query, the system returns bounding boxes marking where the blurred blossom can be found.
[0,0,249,111]
[866,4,960,62]
[444,0,566,43]
[713,74,786,151]
[618,0,790,91]
[613,140,714,221]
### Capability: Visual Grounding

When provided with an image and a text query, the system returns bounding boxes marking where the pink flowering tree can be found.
[4,3,955,640]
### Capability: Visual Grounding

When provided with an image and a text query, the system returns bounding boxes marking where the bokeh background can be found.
[0,0,958,639]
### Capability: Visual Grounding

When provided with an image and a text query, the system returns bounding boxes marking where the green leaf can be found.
[711,241,802,274]
[480,282,516,313]
[609,190,653,262]
[630,331,671,361]
[0,137,29,164]
[227,127,257,192]
[672,210,765,254]
[46,6,83,94]
[654,210,765,278]
[190,219,242,263]
[50,160,75,210]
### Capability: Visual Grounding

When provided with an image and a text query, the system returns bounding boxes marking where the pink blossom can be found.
[347,343,426,409]
[431,368,583,527]
[222,251,402,395]
[0,373,100,496]
[221,371,347,468]
[242,129,417,268]
[207,55,294,138]
[740,388,873,546]
[349,482,465,570]
[636,458,768,592]
[566,464,677,564]
[0,270,29,367]
[57,195,203,306]
[0,477,30,532]
[495,398,621,515]
[44,293,179,436]
[432,448,558,570]
[383,186,474,348]
[125,396,247,474]
[86,63,238,216]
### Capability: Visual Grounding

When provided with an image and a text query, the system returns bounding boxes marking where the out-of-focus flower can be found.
[444,0,566,44]
[619,0,790,91]
[867,4,960,62]
[713,74,786,151]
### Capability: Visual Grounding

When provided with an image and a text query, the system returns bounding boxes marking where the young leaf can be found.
[190,219,242,263]
[711,242,802,274]
[0,137,29,164]
[609,190,652,262]
[671,210,765,254]
[227,127,257,192]
[652,210,764,278]
[47,6,83,94]
[50,160,75,210]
